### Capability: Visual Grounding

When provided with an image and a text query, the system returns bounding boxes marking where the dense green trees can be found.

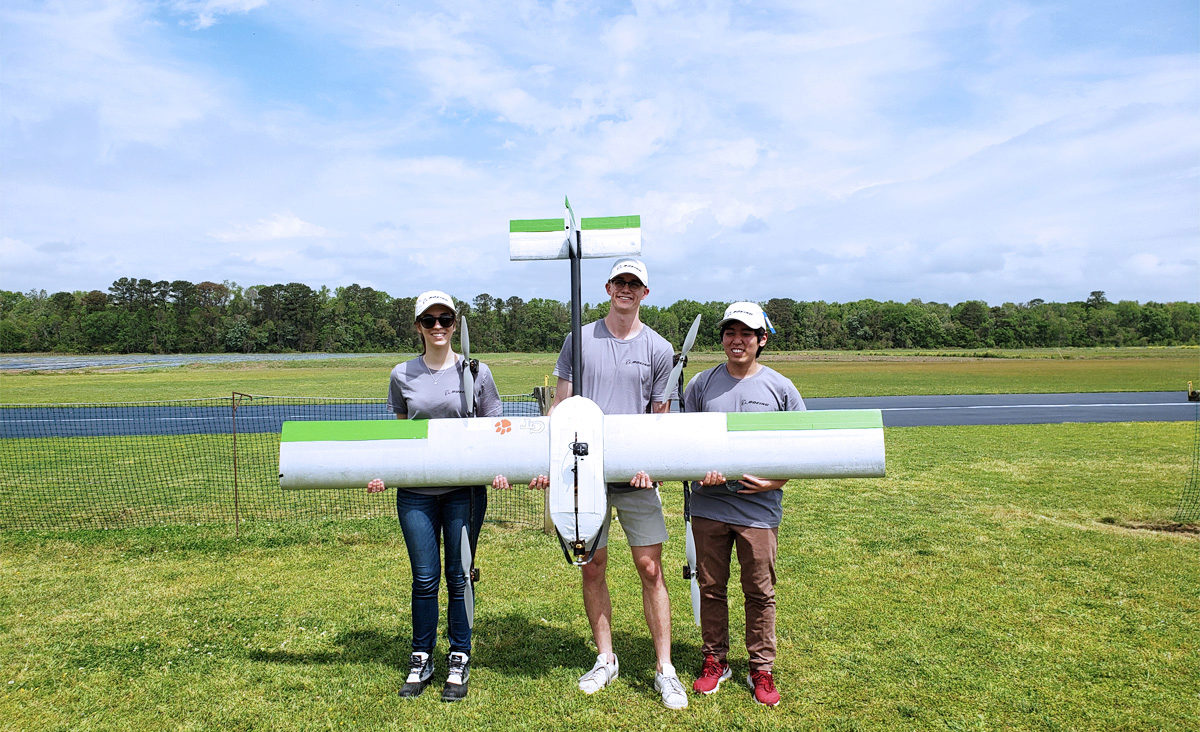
[0,281,1195,354]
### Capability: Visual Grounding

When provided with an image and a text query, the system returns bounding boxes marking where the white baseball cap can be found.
[608,258,649,287]
[717,302,775,333]
[414,290,455,320]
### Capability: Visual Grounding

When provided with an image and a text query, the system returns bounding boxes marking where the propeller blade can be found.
[684,516,697,570]
[680,312,702,356]
[685,518,700,625]
[461,317,474,416]
[461,524,475,630]
[659,314,703,403]
[690,576,701,626]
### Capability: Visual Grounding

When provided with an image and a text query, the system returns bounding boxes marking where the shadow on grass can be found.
[475,612,704,690]
[248,629,409,670]
[473,611,594,678]
[245,616,596,678]
[246,612,704,688]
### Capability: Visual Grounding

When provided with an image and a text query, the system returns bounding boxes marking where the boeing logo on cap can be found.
[718,301,776,333]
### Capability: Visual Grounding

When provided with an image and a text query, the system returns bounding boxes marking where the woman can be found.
[366,290,510,703]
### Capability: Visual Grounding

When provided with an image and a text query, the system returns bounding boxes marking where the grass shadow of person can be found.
[247,628,408,670]
[476,611,703,690]
[468,611,593,679]
[245,610,702,689]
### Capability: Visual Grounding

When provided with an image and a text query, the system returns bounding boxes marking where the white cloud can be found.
[210,213,331,242]
[169,0,268,30]
[0,1,223,150]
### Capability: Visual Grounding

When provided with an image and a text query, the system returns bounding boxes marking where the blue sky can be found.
[2,0,1197,307]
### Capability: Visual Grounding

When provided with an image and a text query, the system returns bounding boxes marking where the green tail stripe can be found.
[727,409,882,432]
[581,215,640,230]
[510,215,640,232]
[281,420,429,442]
[510,218,563,233]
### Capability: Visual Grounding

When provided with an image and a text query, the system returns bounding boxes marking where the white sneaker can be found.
[578,653,619,694]
[654,662,688,710]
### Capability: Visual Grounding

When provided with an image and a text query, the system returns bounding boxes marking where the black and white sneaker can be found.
[398,651,434,698]
[441,651,470,702]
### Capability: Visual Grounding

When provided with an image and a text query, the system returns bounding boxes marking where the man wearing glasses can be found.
[544,258,687,709]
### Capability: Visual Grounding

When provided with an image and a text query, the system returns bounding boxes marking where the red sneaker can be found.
[692,654,732,694]
[747,670,780,706]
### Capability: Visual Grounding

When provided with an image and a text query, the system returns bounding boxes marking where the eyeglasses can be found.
[608,277,644,290]
[417,313,456,329]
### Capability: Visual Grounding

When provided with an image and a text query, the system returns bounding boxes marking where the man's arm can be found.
[548,377,572,415]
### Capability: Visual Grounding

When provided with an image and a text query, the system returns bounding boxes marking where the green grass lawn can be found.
[2,347,1197,402]
[1,422,1195,730]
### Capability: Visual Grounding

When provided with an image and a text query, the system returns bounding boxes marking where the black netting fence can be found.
[0,393,547,531]
[1176,401,1200,523]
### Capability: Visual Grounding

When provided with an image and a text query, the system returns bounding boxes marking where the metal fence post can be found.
[533,385,555,535]
[231,392,252,538]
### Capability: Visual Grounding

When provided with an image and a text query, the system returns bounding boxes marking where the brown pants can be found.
[692,516,778,671]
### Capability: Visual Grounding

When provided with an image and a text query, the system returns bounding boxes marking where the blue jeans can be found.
[396,486,487,655]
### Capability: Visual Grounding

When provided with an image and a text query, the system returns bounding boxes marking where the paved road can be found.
[0,401,544,438]
[0,353,389,372]
[1,392,1193,439]
[807,392,1197,427]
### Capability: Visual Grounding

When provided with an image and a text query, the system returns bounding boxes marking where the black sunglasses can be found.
[608,277,644,289]
[417,313,456,328]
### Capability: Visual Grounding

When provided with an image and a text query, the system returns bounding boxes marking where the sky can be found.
[2,0,1197,308]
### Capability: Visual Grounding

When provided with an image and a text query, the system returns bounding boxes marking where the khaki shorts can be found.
[596,487,669,549]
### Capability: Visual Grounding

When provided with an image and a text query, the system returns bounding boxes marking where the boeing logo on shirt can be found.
[444,389,464,396]
[742,399,771,408]
[625,359,651,367]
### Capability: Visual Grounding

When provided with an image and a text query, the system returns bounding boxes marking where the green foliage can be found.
[2,283,1196,354]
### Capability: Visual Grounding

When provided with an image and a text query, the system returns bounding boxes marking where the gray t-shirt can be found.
[683,364,805,528]
[387,355,503,495]
[554,319,675,493]
[553,320,675,414]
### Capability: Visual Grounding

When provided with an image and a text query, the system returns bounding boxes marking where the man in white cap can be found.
[683,301,804,707]
[540,258,687,709]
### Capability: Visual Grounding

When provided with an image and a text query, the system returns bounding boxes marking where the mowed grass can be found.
[1,347,1197,402]
[1,422,1196,730]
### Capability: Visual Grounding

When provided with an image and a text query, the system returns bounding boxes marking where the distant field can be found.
[2,347,1197,403]
[0,422,1194,730]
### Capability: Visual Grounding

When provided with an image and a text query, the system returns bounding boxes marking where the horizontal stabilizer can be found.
[509,216,641,260]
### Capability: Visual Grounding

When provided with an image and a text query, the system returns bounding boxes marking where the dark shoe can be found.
[441,651,470,702]
[692,654,732,695]
[747,669,780,706]
[398,651,433,698]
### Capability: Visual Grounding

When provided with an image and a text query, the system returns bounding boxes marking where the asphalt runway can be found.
[807,391,1198,427]
[1,392,1193,439]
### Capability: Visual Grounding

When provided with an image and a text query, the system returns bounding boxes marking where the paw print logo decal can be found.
[494,419,512,434]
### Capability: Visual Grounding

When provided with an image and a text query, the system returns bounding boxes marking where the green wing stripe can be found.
[281,420,429,442]
[727,409,882,432]
[581,215,640,230]
[510,218,564,233]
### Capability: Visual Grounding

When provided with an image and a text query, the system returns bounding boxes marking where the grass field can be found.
[1,350,1197,729]
[1,421,1197,730]
[2,346,1197,402]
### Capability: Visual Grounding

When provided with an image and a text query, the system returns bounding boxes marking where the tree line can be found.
[1,278,1196,354]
